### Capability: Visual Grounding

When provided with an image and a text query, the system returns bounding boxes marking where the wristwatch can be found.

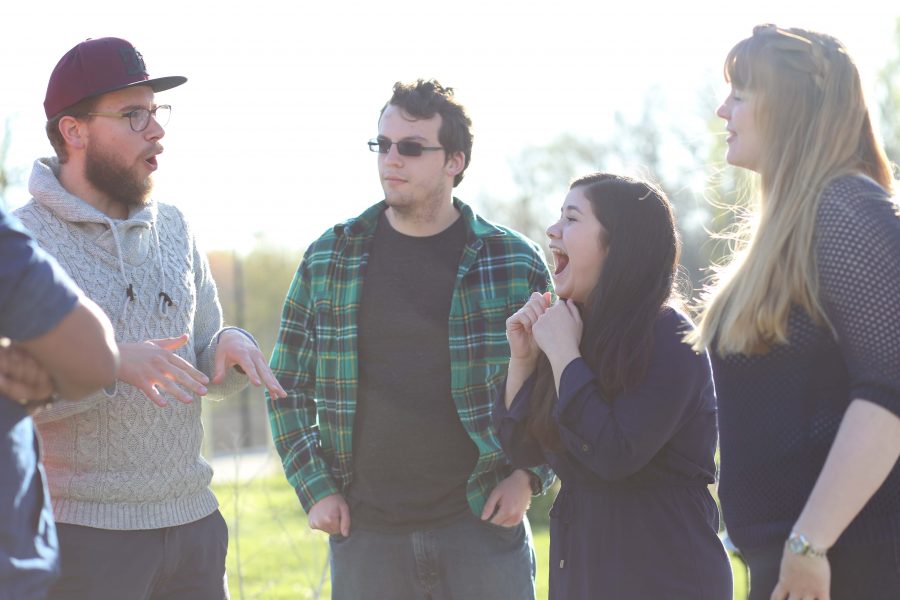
[786,532,828,558]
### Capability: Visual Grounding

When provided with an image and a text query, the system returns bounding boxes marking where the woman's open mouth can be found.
[551,248,569,275]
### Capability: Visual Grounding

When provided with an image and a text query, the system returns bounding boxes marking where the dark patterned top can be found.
[713,174,900,552]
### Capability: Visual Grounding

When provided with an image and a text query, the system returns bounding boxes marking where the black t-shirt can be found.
[349,212,478,532]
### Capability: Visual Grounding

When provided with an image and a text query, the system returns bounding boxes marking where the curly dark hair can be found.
[381,79,473,187]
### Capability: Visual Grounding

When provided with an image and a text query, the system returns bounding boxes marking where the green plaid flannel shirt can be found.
[268,198,554,515]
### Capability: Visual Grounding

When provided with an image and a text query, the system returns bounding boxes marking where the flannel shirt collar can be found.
[332,198,508,242]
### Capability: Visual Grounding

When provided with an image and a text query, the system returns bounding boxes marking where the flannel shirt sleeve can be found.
[525,247,555,492]
[267,254,340,512]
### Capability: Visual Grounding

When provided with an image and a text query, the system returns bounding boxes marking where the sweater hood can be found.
[29,157,158,263]
[28,157,172,320]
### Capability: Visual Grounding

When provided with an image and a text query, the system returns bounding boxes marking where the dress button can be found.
[581,443,590,453]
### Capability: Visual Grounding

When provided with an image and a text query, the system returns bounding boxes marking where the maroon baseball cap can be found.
[44,37,187,119]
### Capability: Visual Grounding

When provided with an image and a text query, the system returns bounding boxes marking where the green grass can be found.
[214,473,332,599]
[213,474,748,599]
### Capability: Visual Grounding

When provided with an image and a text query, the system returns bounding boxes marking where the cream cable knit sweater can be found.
[16,157,248,530]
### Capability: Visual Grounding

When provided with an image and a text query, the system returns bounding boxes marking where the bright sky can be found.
[1,1,897,253]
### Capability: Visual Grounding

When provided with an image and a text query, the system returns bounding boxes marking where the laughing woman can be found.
[494,173,732,599]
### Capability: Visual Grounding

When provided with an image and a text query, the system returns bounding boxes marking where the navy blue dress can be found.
[712,176,900,598]
[494,308,732,599]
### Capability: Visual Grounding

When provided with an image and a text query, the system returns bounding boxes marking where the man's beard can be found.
[381,177,450,222]
[84,142,153,210]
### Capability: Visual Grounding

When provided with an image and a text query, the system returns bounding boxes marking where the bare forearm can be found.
[505,358,536,409]
[20,297,118,400]
[794,399,900,548]
[547,349,581,396]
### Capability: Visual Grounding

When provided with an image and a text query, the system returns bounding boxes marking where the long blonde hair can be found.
[694,24,894,356]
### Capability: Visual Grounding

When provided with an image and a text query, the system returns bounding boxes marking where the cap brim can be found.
[142,75,187,93]
[46,75,188,120]
[87,75,187,102]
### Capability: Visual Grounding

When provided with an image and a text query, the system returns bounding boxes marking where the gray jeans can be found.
[49,510,229,600]
[329,512,536,600]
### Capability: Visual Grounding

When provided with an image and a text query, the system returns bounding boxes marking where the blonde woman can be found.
[694,24,900,600]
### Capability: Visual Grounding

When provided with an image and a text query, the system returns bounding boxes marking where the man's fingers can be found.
[163,356,209,396]
[162,368,207,398]
[490,512,516,527]
[141,383,169,407]
[234,354,262,386]
[339,502,351,537]
[167,353,209,385]
[257,359,287,398]
[310,512,348,537]
[491,512,516,527]
[153,334,190,351]
[486,497,514,526]
[152,377,192,404]
[481,490,500,521]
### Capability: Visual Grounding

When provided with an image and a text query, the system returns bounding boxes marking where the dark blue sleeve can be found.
[553,312,711,480]
[0,207,80,340]
[493,373,548,468]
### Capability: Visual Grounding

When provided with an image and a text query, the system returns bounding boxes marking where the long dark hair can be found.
[526,173,681,449]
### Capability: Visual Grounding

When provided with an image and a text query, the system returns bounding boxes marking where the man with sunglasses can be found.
[15,37,286,600]
[269,79,553,599]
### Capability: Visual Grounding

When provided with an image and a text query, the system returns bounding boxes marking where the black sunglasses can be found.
[368,137,444,157]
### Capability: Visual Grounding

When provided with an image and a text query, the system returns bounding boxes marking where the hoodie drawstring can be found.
[152,223,172,317]
[104,217,134,323]
[103,217,173,321]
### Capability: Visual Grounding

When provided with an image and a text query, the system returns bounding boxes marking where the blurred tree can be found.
[210,244,299,361]
[207,244,300,453]
[501,133,609,250]
[0,120,11,204]
[876,17,900,172]
[480,87,722,301]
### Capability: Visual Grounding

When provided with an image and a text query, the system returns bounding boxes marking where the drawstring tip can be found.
[158,291,174,316]
[156,292,175,317]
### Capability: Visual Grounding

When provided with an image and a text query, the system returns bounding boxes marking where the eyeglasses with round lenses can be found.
[87,104,172,132]
[367,136,443,157]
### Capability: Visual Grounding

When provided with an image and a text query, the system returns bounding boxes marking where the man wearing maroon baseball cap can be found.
[15,37,287,600]
[43,37,186,120]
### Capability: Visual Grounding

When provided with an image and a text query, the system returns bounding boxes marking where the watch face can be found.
[787,536,806,555]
